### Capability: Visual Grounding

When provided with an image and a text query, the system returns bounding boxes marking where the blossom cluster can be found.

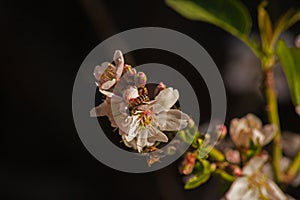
[90,50,190,153]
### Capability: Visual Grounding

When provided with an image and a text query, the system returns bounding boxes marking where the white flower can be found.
[114,86,190,152]
[226,154,287,200]
[230,114,277,148]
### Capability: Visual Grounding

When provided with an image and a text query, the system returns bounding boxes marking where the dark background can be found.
[1,0,300,199]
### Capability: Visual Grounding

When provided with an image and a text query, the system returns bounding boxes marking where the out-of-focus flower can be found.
[225,149,240,164]
[93,50,124,92]
[230,113,277,148]
[115,87,190,152]
[226,154,287,200]
[295,34,300,48]
[179,152,197,175]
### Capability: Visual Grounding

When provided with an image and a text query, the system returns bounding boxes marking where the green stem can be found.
[264,66,283,182]
[285,148,300,183]
[214,169,236,182]
[209,147,225,162]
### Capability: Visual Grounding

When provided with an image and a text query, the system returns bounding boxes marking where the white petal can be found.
[137,128,148,152]
[89,101,109,117]
[225,177,249,200]
[262,124,277,145]
[99,89,114,97]
[241,187,260,200]
[261,178,287,200]
[156,110,189,131]
[243,154,268,176]
[125,116,140,142]
[113,50,124,79]
[252,129,265,145]
[153,87,179,113]
[148,126,168,143]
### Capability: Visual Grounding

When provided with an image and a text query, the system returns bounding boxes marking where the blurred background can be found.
[1,0,300,199]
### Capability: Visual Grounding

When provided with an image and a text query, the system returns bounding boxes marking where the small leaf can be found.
[257,1,273,52]
[165,0,252,40]
[184,172,211,189]
[271,9,300,48]
[276,40,300,115]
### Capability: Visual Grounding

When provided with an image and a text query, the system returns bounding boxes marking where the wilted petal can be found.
[153,87,179,113]
[225,177,249,200]
[243,154,268,176]
[122,135,138,150]
[156,109,189,131]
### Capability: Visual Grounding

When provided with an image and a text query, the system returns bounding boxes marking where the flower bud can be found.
[154,82,166,96]
[123,64,136,76]
[179,152,196,175]
[225,149,240,164]
[134,72,147,87]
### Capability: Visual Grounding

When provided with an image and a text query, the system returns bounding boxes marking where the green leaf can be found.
[165,0,252,39]
[184,172,211,189]
[276,40,300,114]
[271,9,300,48]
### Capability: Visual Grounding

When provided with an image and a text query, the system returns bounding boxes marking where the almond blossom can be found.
[226,154,287,200]
[230,114,277,148]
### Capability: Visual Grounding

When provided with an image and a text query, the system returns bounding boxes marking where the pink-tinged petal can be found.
[100,79,116,90]
[113,50,124,79]
[245,113,262,130]
[123,86,139,103]
[93,64,107,80]
[153,87,179,113]
[147,125,168,143]
[225,177,249,200]
[98,89,115,98]
[156,110,189,131]
[262,124,277,145]
[243,154,268,176]
[89,101,109,117]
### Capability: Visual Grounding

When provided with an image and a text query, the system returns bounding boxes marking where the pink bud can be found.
[134,72,147,87]
[179,152,196,175]
[154,82,166,96]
